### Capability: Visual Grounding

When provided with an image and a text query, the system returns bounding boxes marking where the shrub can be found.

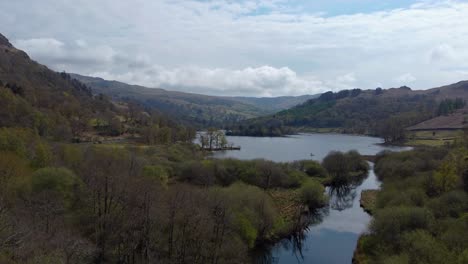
[428,191,468,218]
[220,183,278,244]
[302,160,328,178]
[178,161,215,186]
[371,206,434,244]
[143,165,169,186]
[440,215,468,252]
[322,150,368,184]
[299,180,327,209]
[401,230,454,264]
[31,167,83,208]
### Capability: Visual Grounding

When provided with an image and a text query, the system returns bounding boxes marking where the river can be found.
[211,133,410,264]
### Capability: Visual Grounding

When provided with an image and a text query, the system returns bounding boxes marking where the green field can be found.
[405,130,462,146]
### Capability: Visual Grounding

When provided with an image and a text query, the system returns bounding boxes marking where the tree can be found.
[200,129,229,150]
[30,167,83,233]
[32,142,52,169]
[379,118,406,144]
[433,159,459,194]
[300,180,327,210]
[108,116,123,136]
[322,151,350,183]
[79,147,142,262]
[142,165,169,186]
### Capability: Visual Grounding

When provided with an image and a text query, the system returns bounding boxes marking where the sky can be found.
[1,0,468,97]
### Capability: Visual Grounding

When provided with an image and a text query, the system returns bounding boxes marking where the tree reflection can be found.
[253,208,329,264]
[328,184,357,211]
[254,170,371,263]
[328,171,368,211]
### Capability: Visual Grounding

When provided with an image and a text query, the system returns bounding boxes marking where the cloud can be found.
[2,0,468,96]
[430,44,456,62]
[14,37,116,69]
[395,73,417,84]
[14,38,65,57]
[92,65,327,97]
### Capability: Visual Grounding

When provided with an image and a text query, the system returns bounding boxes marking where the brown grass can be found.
[360,190,378,215]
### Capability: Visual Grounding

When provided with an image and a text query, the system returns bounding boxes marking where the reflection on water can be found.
[213,133,411,162]
[328,172,368,211]
[211,134,409,264]
[328,184,358,211]
[256,164,387,264]
[254,176,370,264]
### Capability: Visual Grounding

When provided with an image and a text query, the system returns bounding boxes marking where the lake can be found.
[212,133,409,162]
[210,133,410,264]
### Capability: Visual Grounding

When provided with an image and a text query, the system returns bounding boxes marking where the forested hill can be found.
[228,82,468,139]
[0,33,194,143]
[71,73,316,128]
[230,94,318,112]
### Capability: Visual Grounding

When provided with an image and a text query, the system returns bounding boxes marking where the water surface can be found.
[211,133,410,264]
[213,133,409,162]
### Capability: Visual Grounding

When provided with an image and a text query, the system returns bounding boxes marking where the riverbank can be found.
[360,190,378,214]
[352,191,378,264]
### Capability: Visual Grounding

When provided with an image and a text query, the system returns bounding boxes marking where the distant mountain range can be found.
[228,82,468,138]
[70,74,318,128]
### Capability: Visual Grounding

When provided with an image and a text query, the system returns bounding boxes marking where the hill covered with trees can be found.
[228,83,468,143]
[0,34,194,144]
[71,74,316,128]
[0,32,342,263]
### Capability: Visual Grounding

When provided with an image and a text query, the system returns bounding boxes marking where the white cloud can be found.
[429,43,456,62]
[2,0,468,96]
[92,66,325,96]
[15,38,65,58]
[14,37,117,70]
[395,73,417,84]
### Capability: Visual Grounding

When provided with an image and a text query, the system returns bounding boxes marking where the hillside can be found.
[228,83,468,140]
[71,74,315,128]
[407,108,468,131]
[0,33,332,264]
[231,94,318,112]
[0,33,193,144]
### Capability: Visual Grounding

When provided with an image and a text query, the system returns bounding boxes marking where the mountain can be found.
[230,94,318,113]
[228,82,468,140]
[0,33,193,143]
[70,74,316,128]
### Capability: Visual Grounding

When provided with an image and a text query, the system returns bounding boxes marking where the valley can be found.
[0,20,467,264]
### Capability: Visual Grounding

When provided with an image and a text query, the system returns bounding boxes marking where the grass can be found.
[309,175,332,185]
[405,129,461,147]
[353,235,371,264]
[360,189,378,215]
[297,127,344,134]
[406,139,452,147]
[268,189,303,222]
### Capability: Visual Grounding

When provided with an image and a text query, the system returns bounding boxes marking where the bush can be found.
[31,167,83,208]
[286,170,307,188]
[458,249,468,264]
[371,206,434,244]
[428,191,468,218]
[402,230,454,264]
[143,165,169,186]
[178,160,215,186]
[220,183,278,245]
[377,188,428,208]
[302,160,328,178]
[322,150,368,184]
[299,180,327,209]
[440,215,468,252]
